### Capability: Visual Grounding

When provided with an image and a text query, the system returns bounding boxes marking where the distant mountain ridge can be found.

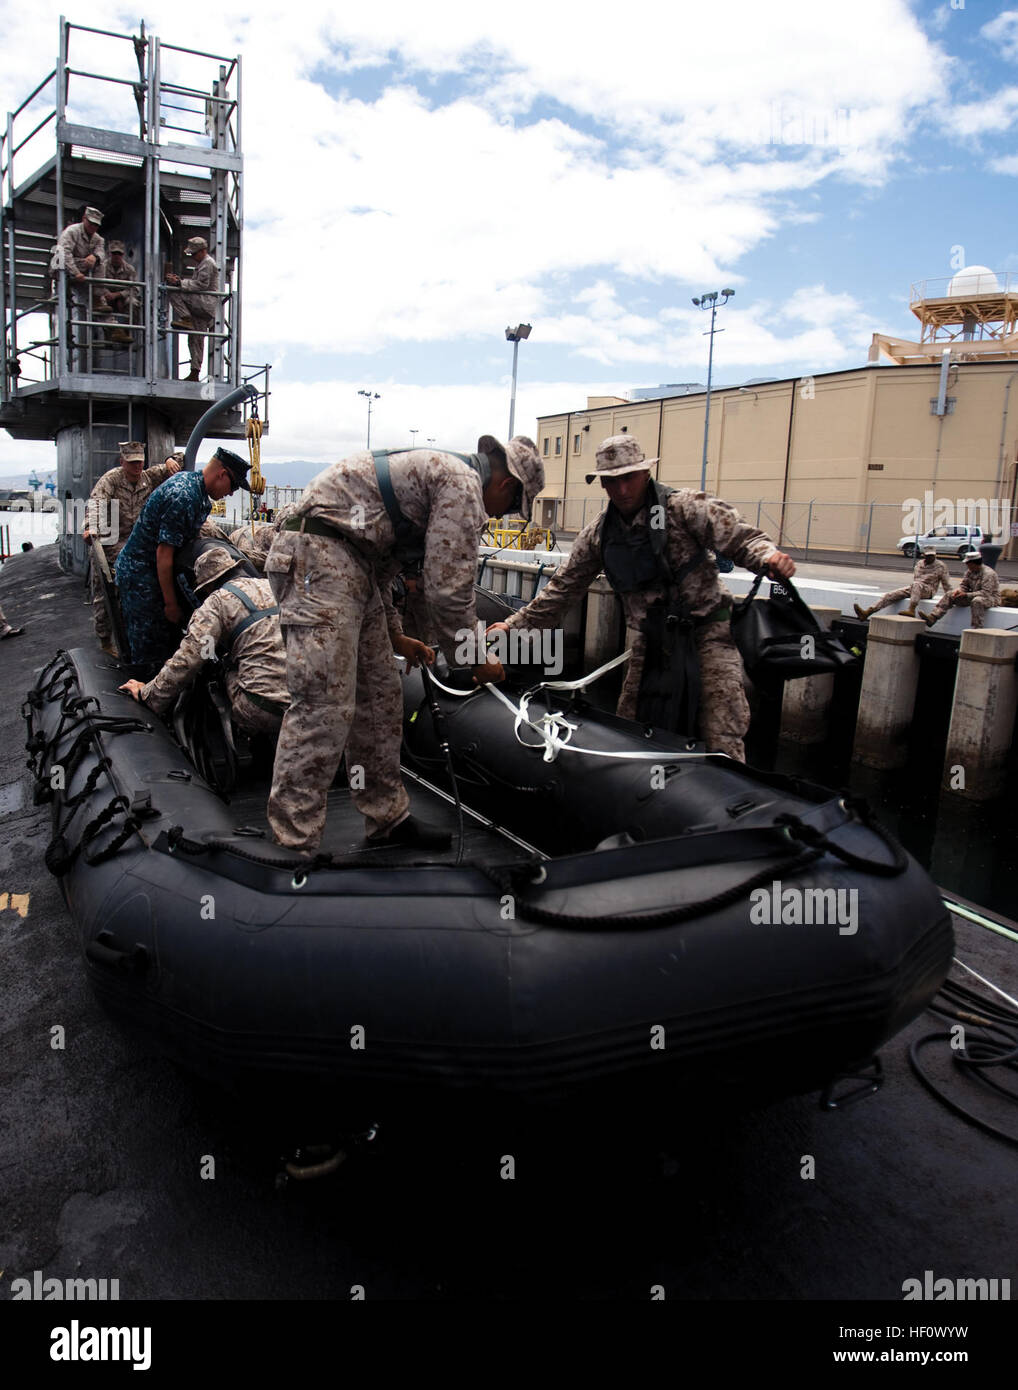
[0,460,325,492]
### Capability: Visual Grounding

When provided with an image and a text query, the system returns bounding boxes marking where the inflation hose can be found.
[908,968,1018,1147]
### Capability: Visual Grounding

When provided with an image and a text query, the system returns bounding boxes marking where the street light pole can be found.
[357,389,381,449]
[505,323,532,439]
[691,290,734,492]
[409,429,418,450]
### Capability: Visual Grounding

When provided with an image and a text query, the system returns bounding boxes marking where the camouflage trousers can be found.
[114,563,181,671]
[89,541,123,641]
[872,580,937,613]
[929,593,994,629]
[265,531,409,850]
[169,293,212,373]
[619,619,750,761]
[230,687,285,739]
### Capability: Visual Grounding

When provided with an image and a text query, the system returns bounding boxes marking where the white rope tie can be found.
[422,652,729,765]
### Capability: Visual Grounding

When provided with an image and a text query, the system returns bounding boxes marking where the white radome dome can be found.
[946,265,1000,297]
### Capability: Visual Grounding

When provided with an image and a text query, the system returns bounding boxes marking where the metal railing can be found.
[911,272,1017,304]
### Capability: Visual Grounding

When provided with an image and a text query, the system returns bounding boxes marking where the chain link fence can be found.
[551,496,1011,564]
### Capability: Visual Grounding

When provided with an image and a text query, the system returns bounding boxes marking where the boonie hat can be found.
[963,549,983,563]
[184,236,208,255]
[213,446,251,492]
[83,206,103,225]
[108,239,126,254]
[194,546,243,593]
[586,435,658,484]
[476,434,544,521]
[119,440,145,462]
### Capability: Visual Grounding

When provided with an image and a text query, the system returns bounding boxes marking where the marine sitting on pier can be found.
[114,449,250,673]
[119,546,289,736]
[853,546,951,621]
[487,434,795,762]
[923,550,1000,630]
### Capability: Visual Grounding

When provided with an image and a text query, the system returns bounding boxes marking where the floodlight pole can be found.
[692,290,734,492]
[505,323,532,439]
[358,389,380,449]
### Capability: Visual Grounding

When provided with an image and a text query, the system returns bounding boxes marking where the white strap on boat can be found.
[424,659,726,765]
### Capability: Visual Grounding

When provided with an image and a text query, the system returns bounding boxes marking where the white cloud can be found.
[989,154,1018,175]
[0,0,966,463]
[981,10,1018,63]
[944,87,1018,137]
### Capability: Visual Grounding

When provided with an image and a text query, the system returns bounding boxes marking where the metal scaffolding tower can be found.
[0,16,270,572]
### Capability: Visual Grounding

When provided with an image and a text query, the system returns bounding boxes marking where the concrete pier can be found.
[852,614,925,769]
[779,606,840,743]
[942,626,1018,800]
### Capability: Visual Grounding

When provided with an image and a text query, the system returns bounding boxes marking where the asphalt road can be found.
[1,547,1015,1306]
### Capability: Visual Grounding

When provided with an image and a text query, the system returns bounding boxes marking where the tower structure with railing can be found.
[0,16,270,573]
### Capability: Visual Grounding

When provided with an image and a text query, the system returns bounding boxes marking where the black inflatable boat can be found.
[23,609,953,1114]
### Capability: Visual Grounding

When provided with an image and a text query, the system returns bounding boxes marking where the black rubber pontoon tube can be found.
[183,383,260,471]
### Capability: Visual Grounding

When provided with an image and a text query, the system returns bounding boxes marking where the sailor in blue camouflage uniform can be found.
[114,448,250,672]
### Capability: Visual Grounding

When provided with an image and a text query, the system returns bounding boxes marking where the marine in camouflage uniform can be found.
[167,236,219,380]
[85,442,179,649]
[264,437,543,851]
[122,548,289,737]
[853,548,951,620]
[94,239,140,340]
[228,505,301,573]
[50,206,105,361]
[925,552,1001,630]
[114,451,250,671]
[497,436,795,762]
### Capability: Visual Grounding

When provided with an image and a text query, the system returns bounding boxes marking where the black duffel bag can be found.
[731,573,858,684]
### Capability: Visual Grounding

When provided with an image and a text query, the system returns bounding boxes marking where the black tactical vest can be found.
[599,479,675,593]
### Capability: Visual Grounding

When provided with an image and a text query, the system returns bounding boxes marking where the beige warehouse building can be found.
[534,269,1018,559]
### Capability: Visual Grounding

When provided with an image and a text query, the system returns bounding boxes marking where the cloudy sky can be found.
[2,0,1018,476]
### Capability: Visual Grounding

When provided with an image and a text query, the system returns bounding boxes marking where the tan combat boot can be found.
[853,603,876,620]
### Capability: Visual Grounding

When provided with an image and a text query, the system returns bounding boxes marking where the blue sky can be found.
[2,0,1018,474]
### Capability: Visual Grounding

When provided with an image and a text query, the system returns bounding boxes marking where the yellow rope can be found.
[246,415,265,533]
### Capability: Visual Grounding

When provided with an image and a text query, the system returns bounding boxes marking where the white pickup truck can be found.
[896,525,992,560]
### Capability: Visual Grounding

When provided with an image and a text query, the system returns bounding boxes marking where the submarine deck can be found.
[2,546,1016,1308]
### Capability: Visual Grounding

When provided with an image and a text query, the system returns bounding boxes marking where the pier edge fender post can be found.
[851,613,925,770]
[942,626,1018,801]
[183,384,259,471]
[780,605,840,744]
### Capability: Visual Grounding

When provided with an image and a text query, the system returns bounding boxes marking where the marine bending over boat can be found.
[119,545,289,737]
[853,546,951,621]
[84,440,181,657]
[263,435,544,854]
[227,503,301,573]
[114,448,250,675]
[487,434,795,762]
